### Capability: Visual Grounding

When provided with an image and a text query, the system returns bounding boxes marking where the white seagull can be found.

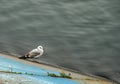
[19,45,44,59]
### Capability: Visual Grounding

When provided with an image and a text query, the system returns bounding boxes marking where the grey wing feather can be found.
[30,52,40,57]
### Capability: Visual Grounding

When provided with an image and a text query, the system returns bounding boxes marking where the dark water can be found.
[0,0,120,83]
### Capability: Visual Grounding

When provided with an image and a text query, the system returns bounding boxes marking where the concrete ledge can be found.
[0,53,113,84]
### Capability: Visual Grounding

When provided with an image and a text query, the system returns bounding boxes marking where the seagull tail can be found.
[19,55,27,59]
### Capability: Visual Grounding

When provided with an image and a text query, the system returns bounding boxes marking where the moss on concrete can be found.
[47,72,72,79]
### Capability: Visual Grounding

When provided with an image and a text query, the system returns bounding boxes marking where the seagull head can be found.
[37,45,43,50]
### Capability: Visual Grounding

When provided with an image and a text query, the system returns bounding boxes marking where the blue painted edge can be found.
[0,55,80,84]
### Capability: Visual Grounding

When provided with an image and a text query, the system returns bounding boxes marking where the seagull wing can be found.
[29,48,41,58]
[31,52,40,56]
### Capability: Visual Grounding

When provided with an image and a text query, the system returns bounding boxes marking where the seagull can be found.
[19,45,44,59]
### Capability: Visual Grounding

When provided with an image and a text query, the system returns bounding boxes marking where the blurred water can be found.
[0,0,120,83]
